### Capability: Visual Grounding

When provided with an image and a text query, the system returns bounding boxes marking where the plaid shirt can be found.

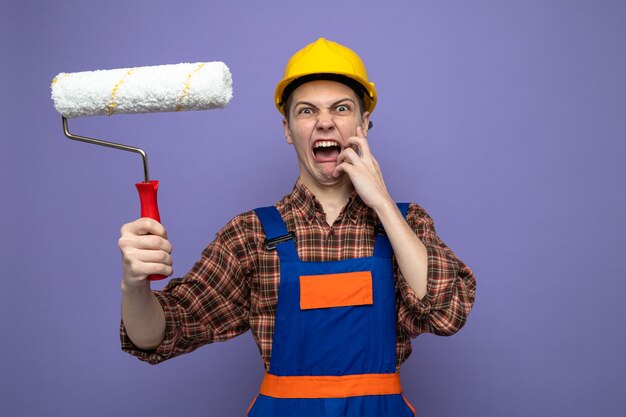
[121,180,476,370]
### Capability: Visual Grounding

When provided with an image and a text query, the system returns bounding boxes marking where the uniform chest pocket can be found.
[297,271,374,375]
[299,271,373,310]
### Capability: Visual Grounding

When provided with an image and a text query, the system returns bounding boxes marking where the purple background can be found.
[1,1,625,416]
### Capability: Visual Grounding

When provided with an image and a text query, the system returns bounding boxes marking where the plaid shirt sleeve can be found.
[120,214,253,365]
[395,203,476,338]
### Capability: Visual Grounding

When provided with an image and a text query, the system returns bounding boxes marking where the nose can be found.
[315,109,335,131]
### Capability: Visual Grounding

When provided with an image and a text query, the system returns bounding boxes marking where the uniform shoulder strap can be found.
[254,206,299,261]
[374,202,411,258]
[397,202,410,218]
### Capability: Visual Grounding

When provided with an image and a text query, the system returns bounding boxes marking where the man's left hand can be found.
[333,126,393,211]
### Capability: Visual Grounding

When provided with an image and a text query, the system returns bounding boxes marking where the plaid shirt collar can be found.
[290,179,366,225]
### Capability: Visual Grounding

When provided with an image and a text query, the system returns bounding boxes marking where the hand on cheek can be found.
[333,126,392,210]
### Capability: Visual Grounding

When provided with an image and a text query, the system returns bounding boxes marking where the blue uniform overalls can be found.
[247,204,416,417]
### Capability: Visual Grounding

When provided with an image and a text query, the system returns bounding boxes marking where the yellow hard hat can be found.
[275,38,377,116]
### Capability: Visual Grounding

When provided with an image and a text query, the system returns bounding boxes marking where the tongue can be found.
[314,147,340,162]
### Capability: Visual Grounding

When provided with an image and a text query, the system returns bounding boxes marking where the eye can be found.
[297,107,313,115]
[335,104,350,112]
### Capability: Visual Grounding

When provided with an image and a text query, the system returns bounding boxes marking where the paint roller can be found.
[51,62,233,280]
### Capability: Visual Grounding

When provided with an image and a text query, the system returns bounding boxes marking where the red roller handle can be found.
[135,180,167,281]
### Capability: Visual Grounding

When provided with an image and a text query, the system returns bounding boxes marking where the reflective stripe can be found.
[402,393,417,417]
[246,394,258,415]
[260,373,402,398]
[300,271,373,310]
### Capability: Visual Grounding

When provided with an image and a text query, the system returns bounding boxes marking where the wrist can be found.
[121,277,151,298]
[372,195,396,219]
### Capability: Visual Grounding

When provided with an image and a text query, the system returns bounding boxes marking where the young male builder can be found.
[118,38,476,416]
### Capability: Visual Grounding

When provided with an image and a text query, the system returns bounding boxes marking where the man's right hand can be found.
[118,218,173,292]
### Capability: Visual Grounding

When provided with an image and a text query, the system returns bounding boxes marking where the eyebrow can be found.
[294,97,355,109]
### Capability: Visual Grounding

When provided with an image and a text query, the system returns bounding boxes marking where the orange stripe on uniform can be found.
[246,394,258,415]
[259,373,402,398]
[402,393,417,416]
[300,271,373,310]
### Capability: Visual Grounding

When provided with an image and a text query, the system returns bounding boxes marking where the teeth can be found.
[314,141,339,148]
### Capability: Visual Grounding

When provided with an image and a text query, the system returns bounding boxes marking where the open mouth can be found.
[313,140,342,162]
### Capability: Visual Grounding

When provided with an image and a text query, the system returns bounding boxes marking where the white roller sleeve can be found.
[51,62,233,118]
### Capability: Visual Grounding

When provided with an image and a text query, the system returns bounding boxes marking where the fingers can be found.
[336,146,358,166]
[130,248,173,265]
[121,248,174,277]
[119,234,172,252]
[337,127,376,170]
[121,217,168,239]
[119,218,174,284]
[333,158,355,178]
[345,126,372,160]
[120,218,171,251]
[123,258,174,281]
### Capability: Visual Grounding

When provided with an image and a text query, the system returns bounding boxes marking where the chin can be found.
[318,172,347,186]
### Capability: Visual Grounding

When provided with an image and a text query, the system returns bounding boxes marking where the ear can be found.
[361,111,371,137]
[283,118,294,144]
